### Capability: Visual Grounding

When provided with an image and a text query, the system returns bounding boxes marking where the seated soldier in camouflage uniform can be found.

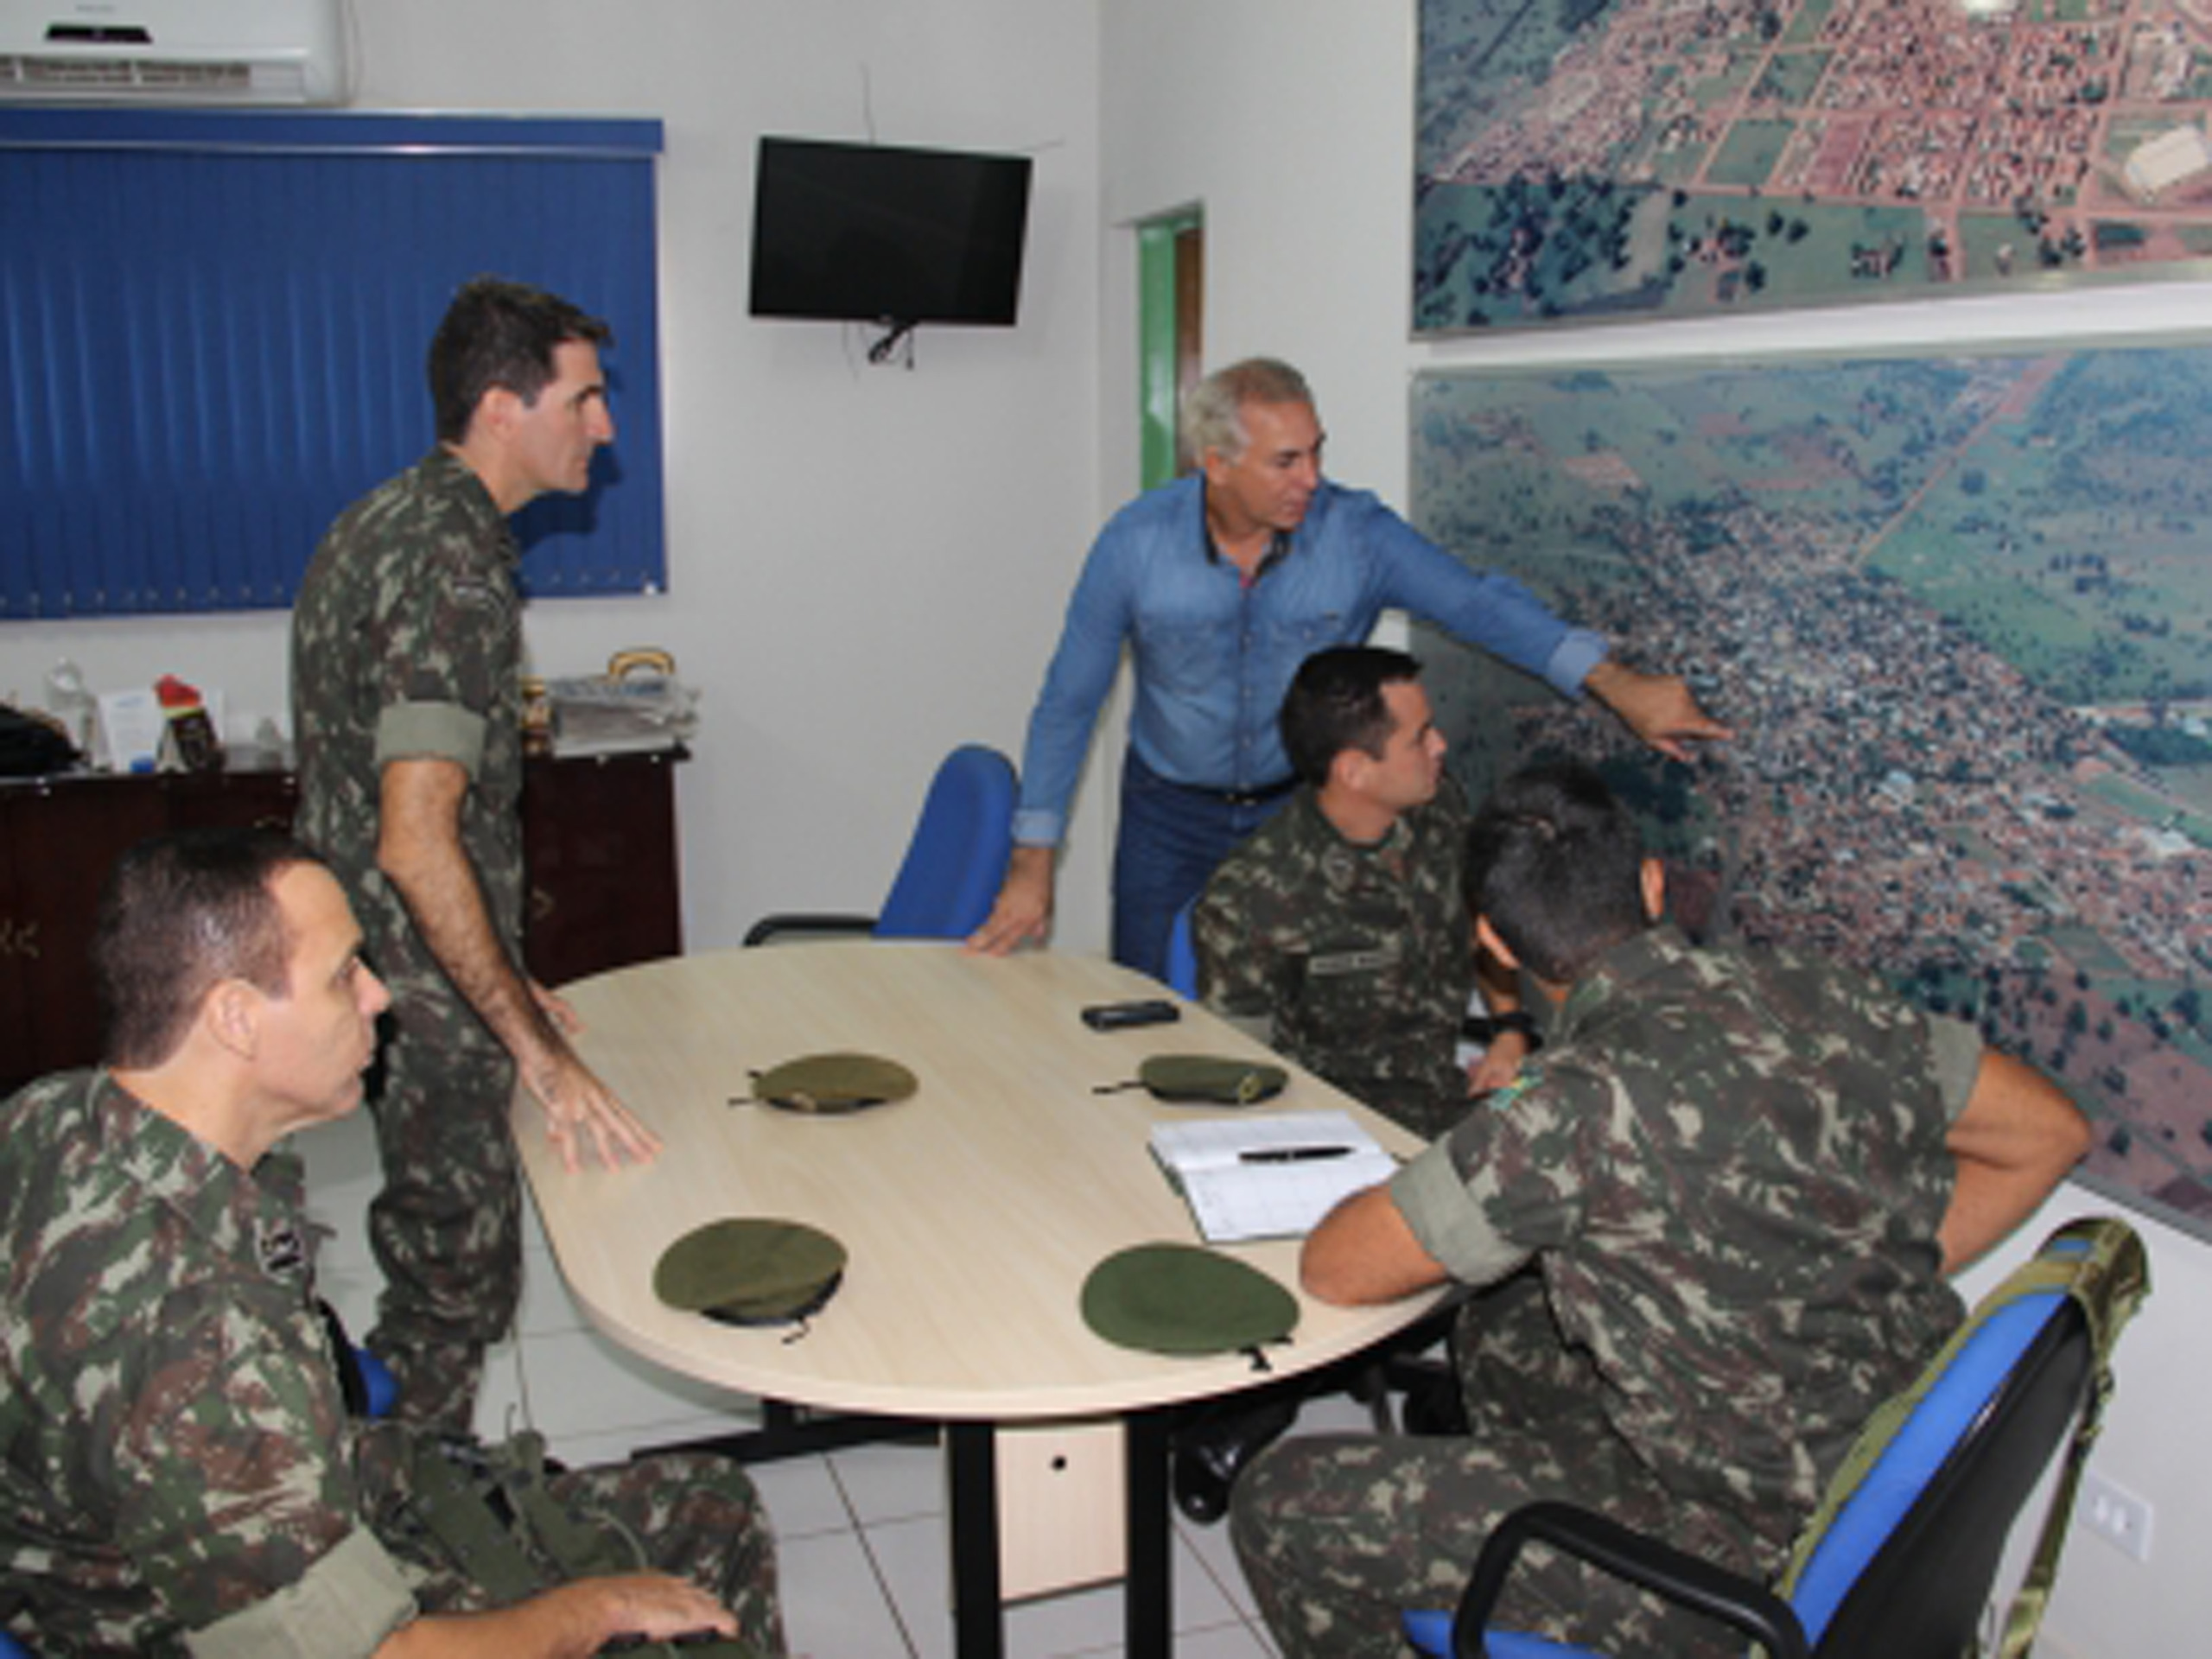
[1194,645,1532,1146]
[0,830,785,1658]
[1230,760,2093,1658]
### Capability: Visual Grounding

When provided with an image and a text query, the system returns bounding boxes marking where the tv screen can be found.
[749,137,1033,328]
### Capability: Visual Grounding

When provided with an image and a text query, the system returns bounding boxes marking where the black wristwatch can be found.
[1462,1009,1542,1052]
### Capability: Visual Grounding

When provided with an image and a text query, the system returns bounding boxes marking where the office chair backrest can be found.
[1789,1216,2146,1657]
[1795,1291,2088,1655]
[874,745,1017,940]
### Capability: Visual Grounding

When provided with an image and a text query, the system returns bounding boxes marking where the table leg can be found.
[1124,1405,1175,1659]
[946,1421,1004,1659]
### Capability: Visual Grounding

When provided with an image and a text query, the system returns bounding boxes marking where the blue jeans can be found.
[1111,747,1294,979]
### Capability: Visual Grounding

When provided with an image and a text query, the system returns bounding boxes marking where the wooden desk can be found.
[0,751,681,1095]
[513,942,1440,1659]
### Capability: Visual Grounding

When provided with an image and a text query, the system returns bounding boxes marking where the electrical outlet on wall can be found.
[2081,1470,2153,1563]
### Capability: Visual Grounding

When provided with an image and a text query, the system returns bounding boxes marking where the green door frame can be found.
[1137,209,1202,491]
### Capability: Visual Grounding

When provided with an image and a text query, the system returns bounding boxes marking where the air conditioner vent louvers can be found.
[2,55,289,93]
[0,1,346,105]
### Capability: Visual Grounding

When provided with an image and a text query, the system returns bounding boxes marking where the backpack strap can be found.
[1779,1216,2150,1659]
[1989,1217,2149,1659]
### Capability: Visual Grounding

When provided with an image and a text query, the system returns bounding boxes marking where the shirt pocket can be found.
[1136,611,1241,696]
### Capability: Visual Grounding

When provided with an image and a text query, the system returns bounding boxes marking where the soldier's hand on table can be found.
[966,844,1055,956]
[529,978,585,1035]
[524,1046,662,1173]
[1582,660,1734,763]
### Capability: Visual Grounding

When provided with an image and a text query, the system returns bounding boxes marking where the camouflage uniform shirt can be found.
[1194,778,1473,1139]
[1390,924,1982,1565]
[0,1072,416,1656]
[290,447,526,997]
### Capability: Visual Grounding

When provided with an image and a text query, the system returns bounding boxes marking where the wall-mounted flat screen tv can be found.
[749,137,1033,328]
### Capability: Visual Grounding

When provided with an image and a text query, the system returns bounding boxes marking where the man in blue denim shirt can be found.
[969,358,1731,978]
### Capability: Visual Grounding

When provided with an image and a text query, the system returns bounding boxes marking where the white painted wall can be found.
[0,0,1116,956]
[1100,4,2211,1652]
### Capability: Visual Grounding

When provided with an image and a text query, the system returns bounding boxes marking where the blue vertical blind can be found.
[0,110,664,619]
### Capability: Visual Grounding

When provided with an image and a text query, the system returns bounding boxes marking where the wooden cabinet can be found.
[0,752,680,1095]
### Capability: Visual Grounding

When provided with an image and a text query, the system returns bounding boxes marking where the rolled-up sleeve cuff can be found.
[1011,808,1065,847]
[1544,629,1611,700]
[1389,1146,1530,1287]
[184,1527,418,1659]
[1927,1015,1986,1123]
[374,700,486,777]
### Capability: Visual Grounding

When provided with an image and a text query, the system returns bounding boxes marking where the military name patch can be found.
[1310,943,1402,977]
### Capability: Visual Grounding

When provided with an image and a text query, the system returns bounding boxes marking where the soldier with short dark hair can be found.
[1230,760,2094,1657]
[291,275,660,1433]
[1193,645,1520,1143]
[0,829,784,1656]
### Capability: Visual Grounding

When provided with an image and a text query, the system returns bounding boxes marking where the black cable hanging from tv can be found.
[867,319,918,367]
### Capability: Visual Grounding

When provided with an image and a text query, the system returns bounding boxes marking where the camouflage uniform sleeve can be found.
[108,1284,397,1645]
[1389,1063,1607,1287]
[1924,1012,1984,1122]
[185,1528,416,1659]
[1192,864,1287,1043]
[367,523,518,779]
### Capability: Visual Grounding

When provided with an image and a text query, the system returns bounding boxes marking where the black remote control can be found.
[1080,998,1182,1031]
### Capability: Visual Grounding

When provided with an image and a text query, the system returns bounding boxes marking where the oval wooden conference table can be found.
[512,940,1442,1659]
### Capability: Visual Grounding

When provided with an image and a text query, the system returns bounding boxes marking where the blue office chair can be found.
[743,745,1016,945]
[1403,1217,2148,1659]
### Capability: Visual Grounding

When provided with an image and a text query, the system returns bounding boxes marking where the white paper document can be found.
[1149,1109,1399,1243]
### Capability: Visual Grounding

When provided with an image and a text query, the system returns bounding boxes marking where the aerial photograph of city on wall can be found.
[1411,344,2212,1226]
[1416,0,2212,329]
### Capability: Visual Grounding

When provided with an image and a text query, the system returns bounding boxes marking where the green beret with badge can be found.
[733,1052,918,1114]
[1092,1054,1289,1106]
[654,1217,847,1327]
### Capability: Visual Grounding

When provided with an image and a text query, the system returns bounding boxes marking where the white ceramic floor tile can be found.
[830,1437,948,1526]
[1177,1512,1259,1620]
[1151,1622,1277,1658]
[748,1453,855,1541]
[472,1338,529,1443]
[512,1325,757,1445]
[778,1526,914,1659]
[863,1509,1255,1659]
[513,1243,588,1338]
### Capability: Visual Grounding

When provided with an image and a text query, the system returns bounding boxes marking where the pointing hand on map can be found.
[1582,659,1734,763]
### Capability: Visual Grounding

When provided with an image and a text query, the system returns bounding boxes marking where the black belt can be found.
[1179,775,1297,807]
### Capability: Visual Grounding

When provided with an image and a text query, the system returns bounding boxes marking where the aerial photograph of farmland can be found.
[1413,343,2212,1225]
[1416,0,2212,328]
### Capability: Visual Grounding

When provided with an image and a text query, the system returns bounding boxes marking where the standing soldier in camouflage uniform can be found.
[291,276,659,1433]
[1231,761,2093,1657]
[1195,645,1529,1143]
[0,830,784,1656]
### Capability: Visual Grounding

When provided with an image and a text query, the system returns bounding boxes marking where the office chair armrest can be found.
[742,912,880,947]
[1452,1500,1809,1659]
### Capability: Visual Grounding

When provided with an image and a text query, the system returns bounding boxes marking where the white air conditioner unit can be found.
[0,0,348,105]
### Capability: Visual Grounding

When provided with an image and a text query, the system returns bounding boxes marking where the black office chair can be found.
[743,744,1015,945]
[1403,1216,2150,1659]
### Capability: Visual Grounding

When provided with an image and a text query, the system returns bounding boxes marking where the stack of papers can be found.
[1149,1109,1397,1243]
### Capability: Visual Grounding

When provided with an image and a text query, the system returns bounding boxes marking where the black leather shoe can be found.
[1171,1398,1298,1524]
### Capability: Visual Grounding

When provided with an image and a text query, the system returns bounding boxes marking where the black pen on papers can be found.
[1241,1145,1352,1164]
